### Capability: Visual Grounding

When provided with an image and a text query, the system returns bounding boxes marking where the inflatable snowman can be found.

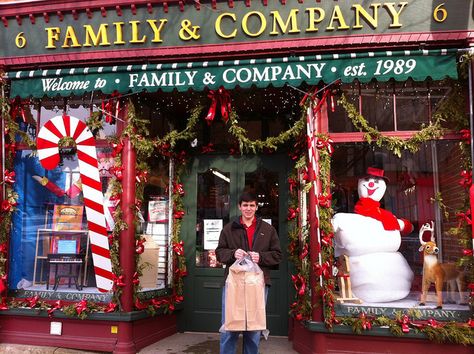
[332,167,414,302]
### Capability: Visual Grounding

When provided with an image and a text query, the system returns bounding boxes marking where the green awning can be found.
[7,49,458,98]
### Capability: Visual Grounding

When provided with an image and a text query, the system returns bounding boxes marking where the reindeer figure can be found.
[418,221,464,309]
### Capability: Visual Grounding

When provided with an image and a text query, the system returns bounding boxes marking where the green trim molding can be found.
[7,49,458,98]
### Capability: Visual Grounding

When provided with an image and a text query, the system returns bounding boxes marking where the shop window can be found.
[10,147,115,295]
[328,80,452,133]
[331,141,470,319]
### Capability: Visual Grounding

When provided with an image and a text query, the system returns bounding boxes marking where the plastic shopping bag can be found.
[224,256,266,331]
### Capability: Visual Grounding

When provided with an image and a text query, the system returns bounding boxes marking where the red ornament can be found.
[460,129,471,143]
[0,243,7,254]
[462,249,473,256]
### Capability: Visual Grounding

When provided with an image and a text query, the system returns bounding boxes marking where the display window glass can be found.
[329,81,471,321]
[9,96,122,296]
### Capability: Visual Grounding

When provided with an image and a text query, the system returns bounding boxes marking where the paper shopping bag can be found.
[224,256,266,331]
[244,270,266,331]
[224,264,246,330]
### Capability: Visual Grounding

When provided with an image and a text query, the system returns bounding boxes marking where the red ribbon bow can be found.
[0,275,6,295]
[459,170,472,188]
[132,272,140,285]
[316,137,334,155]
[26,295,40,308]
[111,141,124,157]
[287,207,299,221]
[456,210,472,227]
[314,261,331,279]
[427,318,441,328]
[103,91,121,124]
[460,129,471,143]
[291,274,306,296]
[136,170,149,183]
[4,170,15,184]
[462,249,473,256]
[136,239,145,254]
[173,241,185,256]
[104,302,117,313]
[398,314,411,333]
[318,194,332,208]
[134,298,148,310]
[173,182,185,196]
[0,243,7,254]
[1,199,16,212]
[10,98,27,123]
[110,166,124,181]
[205,87,232,125]
[47,300,63,317]
[359,313,372,330]
[321,231,334,247]
[174,268,188,278]
[75,299,89,315]
[299,243,309,260]
[288,177,298,194]
[113,274,126,288]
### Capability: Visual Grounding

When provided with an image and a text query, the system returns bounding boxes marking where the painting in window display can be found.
[331,142,470,321]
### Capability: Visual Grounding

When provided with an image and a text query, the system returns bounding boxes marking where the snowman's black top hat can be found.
[361,167,390,182]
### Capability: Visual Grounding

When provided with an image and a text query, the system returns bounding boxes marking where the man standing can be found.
[216,192,282,354]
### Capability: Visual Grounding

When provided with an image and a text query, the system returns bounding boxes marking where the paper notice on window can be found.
[204,219,223,250]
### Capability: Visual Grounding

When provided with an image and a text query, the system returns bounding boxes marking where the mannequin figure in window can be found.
[216,192,282,354]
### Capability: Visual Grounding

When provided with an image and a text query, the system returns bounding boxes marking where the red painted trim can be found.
[119,110,136,313]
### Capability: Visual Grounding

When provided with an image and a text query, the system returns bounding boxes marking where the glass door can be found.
[180,155,289,335]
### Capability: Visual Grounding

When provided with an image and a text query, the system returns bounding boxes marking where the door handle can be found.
[203,282,221,289]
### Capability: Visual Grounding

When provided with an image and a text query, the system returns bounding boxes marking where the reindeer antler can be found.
[419,221,435,245]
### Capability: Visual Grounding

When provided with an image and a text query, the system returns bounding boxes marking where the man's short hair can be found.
[239,192,257,205]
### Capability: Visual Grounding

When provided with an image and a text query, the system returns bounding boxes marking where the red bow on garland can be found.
[136,170,149,183]
[132,272,140,285]
[111,141,124,157]
[113,274,126,288]
[102,91,121,124]
[359,313,372,330]
[288,177,298,194]
[0,275,6,295]
[460,129,471,143]
[313,261,331,279]
[173,182,185,196]
[205,87,232,125]
[47,300,63,317]
[104,302,118,313]
[4,170,15,184]
[317,194,332,208]
[315,137,334,155]
[201,143,215,154]
[287,207,299,221]
[459,170,472,188]
[291,274,306,296]
[135,239,145,254]
[25,295,40,308]
[398,314,411,333]
[0,243,7,254]
[75,299,89,315]
[172,241,184,256]
[456,209,472,228]
[2,198,17,212]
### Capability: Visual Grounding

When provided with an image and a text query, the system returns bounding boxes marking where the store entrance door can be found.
[180,155,289,335]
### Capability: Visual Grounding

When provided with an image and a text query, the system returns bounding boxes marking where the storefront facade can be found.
[0,1,472,353]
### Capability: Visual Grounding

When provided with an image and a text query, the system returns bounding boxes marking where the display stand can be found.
[33,228,89,288]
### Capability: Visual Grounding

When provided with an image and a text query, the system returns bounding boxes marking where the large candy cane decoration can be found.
[37,115,113,292]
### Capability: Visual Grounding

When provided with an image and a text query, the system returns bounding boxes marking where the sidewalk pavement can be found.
[0,332,298,353]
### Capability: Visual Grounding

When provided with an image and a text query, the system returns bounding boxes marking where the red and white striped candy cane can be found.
[36,114,113,292]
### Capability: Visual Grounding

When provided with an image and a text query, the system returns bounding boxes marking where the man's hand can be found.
[249,251,260,264]
[234,248,247,260]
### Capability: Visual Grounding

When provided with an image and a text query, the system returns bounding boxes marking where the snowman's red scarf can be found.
[354,197,400,231]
